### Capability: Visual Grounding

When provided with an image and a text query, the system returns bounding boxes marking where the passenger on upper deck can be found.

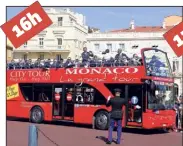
[130,54,142,66]
[115,48,130,61]
[114,49,130,66]
[102,49,114,67]
[73,58,81,68]
[149,55,165,68]
[8,59,16,70]
[16,59,25,69]
[51,59,64,68]
[64,57,75,68]
[89,55,101,67]
[44,59,51,68]
[25,59,34,69]
[34,58,42,68]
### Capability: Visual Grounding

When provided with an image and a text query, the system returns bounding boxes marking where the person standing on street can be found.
[106,89,126,144]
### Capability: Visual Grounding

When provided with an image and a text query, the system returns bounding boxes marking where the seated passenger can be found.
[51,59,57,68]
[115,49,130,66]
[130,54,141,66]
[103,49,113,67]
[90,55,101,67]
[38,91,49,102]
[121,55,129,66]
[89,51,94,59]
[16,59,25,69]
[25,59,34,69]
[74,59,80,68]
[64,57,74,68]
[149,55,165,68]
[115,48,129,61]
[34,58,42,68]
[44,58,51,68]
[8,59,16,70]
[58,58,64,68]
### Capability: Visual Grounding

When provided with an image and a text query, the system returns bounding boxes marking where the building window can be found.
[107,44,112,51]
[58,17,63,26]
[152,45,158,48]
[57,38,62,49]
[40,54,44,60]
[132,45,138,49]
[23,54,27,60]
[173,60,179,72]
[56,54,62,61]
[24,42,27,48]
[39,38,44,48]
[94,44,100,51]
[119,43,125,50]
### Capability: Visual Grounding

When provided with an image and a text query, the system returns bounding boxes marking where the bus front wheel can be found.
[95,111,109,130]
[30,106,44,123]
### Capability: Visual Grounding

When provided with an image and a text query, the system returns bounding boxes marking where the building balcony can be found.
[49,21,88,32]
[13,45,70,53]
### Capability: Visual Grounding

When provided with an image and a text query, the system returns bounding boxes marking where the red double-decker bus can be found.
[7,48,177,130]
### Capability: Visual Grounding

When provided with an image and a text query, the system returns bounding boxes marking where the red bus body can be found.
[7,48,176,130]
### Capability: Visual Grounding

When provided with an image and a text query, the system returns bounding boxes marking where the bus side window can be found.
[33,84,52,102]
[75,86,94,104]
[83,88,94,103]
[19,84,33,101]
[66,87,74,102]
[104,84,126,98]
[74,84,105,105]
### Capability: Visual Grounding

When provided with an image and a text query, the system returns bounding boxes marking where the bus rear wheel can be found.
[30,106,44,123]
[95,111,109,130]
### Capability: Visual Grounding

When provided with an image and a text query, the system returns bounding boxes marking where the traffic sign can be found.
[131,96,138,104]
[163,21,183,57]
[1,1,53,48]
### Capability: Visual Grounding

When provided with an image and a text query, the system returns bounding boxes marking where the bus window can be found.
[75,86,94,104]
[74,84,106,105]
[66,86,74,102]
[19,83,33,101]
[33,84,52,102]
[94,89,106,105]
[104,84,125,98]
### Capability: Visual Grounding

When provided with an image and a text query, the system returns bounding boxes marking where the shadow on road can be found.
[7,117,168,135]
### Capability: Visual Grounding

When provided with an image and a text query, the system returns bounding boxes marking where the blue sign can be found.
[131,96,138,104]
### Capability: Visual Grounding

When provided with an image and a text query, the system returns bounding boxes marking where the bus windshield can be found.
[148,81,174,110]
[143,49,172,78]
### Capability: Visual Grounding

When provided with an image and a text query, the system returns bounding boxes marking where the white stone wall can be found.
[87,32,183,95]
[14,8,88,60]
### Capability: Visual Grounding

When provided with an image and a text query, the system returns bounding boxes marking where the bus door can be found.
[126,85,143,127]
[62,84,74,120]
[53,85,62,118]
[53,84,74,120]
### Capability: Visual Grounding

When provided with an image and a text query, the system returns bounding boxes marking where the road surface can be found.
[7,119,182,146]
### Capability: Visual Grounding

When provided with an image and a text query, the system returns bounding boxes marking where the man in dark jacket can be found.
[106,89,126,144]
[81,47,90,63]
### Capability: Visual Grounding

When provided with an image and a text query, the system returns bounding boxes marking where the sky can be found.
[7,7,182,32]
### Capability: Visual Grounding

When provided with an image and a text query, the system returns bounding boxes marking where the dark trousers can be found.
[108,118,122,144]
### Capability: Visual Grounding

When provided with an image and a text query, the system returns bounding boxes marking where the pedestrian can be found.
[106,88,126,144]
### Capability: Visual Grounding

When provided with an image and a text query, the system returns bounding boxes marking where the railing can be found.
[49,21,88,31]
[87,32,165,40]
[28,125,61,146]
[15,45,66,51]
